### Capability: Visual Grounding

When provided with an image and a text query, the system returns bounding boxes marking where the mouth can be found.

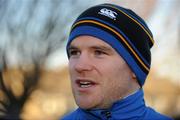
[75,79,97,89]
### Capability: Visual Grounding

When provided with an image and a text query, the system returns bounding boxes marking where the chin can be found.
[77,103,93,110]
[76,99,95,110]
[74,93,101,109]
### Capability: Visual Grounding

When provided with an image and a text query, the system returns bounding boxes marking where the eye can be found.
[68,49,81,57]
[94,50,107,56]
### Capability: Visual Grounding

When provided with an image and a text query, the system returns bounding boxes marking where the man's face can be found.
[68,36,137,109]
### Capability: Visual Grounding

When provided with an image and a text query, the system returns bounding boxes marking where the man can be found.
[62,3,173,120]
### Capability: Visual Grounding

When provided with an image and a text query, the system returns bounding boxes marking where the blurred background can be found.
[0,0,179,120]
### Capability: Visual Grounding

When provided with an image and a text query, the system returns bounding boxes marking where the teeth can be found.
[80,81,91,85]
[80,84,92,88]
[79,81,92,88]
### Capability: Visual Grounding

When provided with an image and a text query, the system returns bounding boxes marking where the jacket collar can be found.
[80,89,146,119]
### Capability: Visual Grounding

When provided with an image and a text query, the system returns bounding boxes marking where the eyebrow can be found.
[90,45,113,52]
[68,45,113,52]
[68,45,77,49]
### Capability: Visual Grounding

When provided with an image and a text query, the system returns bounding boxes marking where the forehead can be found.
[70,36,113,49]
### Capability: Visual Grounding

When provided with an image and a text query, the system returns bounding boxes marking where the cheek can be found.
[68,60,74,70]
[98,63,121,88]
[100,62,131,89]
[68,62,76,88]
[98,62,122,77]
[68,61,76,76]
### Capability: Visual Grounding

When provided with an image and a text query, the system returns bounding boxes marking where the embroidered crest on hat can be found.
[98,8,117,20]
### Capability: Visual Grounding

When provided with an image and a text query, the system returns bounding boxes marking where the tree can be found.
[0,0,105,119]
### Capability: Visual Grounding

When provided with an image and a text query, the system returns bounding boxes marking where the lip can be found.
[74,78,98,92]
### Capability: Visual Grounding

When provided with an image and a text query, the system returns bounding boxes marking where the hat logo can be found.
[98,8,117,20]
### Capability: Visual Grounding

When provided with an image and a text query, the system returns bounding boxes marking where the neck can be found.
[119,80,140,102]
[84,89,146,119]
[95,81,140,109]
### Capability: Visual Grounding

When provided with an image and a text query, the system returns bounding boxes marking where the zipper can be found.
[101,111,112,120]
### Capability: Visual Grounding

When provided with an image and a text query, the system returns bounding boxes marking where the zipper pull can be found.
[101,111,112,119]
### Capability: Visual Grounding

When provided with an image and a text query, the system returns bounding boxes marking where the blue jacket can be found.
[61,89,173,120]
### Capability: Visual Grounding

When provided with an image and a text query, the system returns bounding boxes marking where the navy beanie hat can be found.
[67,3,154,86]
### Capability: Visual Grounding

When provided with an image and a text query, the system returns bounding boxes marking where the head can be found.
[66,3,154,109]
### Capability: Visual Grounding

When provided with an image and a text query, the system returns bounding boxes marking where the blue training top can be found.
[61,89,173,120]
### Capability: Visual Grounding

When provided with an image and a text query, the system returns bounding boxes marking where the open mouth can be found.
[76,79,96,88]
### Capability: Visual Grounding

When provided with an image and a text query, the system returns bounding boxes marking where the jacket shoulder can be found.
[61,108,83,120]
[144,107,173,120]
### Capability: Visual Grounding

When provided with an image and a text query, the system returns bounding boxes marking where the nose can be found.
[74,53,93,73]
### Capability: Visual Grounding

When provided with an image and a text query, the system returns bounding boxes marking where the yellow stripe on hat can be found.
[72,20,150,72]
[104,4,154,45]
